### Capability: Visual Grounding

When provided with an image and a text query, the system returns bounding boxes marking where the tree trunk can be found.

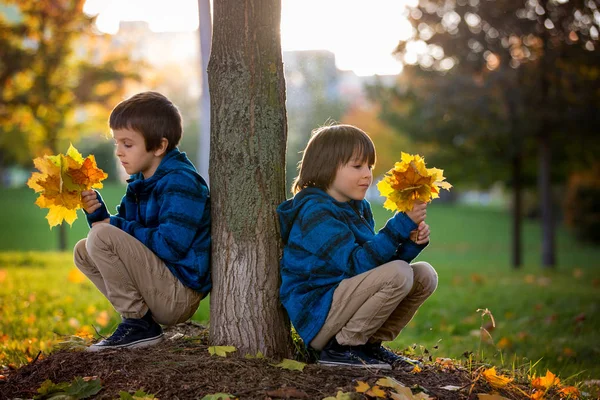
[511,153,522,268]
[197,0,212,183]
[207,0,291,358]
[505,81,522,268]
[539,133,555,267]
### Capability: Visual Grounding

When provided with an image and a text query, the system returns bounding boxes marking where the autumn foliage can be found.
[377,152,452,212]
[27,144,107,227]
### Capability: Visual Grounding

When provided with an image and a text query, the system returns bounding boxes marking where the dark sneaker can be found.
[87,316,163,352]
[317,337,391,369]
[362,342,422,371]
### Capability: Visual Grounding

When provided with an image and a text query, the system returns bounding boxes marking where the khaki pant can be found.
[73,224,203,326]
[310,260,437,350]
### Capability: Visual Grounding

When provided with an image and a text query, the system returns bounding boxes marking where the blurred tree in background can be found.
[369,0,600,267]
[0,0,140,169]
[0,0,141,249]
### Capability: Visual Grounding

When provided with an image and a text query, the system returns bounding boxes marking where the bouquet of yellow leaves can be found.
[27,144,108,228]
[377,152,452,212]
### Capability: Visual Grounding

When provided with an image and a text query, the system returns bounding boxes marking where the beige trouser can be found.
[73,223,203,326]
[310,260,438,350]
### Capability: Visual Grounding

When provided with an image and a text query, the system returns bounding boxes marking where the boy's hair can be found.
[292,124,376,195]
[109,91,182,152]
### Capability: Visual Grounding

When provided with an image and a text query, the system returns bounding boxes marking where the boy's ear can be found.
[153,138,169,157]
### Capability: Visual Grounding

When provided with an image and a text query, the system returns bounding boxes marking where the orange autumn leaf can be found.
[27,144,108,227]
[558,386,580,399]
[530,391,545,400]
[482,367,513,389]
[355,381,370,393]
[365,385,386,398]
[531,370,560,390]
[377,152,452,212]
[68,155,107,190]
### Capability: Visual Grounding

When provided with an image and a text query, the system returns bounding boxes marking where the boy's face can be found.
[326,157,373,203]
[113,128,162,179]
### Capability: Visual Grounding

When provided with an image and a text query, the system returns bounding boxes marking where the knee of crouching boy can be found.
[86,223,114,254]
[385,260,414,290]
[412,261,438,295]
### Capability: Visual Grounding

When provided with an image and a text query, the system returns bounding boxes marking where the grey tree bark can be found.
[207,0,291,357]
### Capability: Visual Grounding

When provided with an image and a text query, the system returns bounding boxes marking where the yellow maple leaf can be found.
[482,367,513,389]
[366,385,386,398]
[27,144,108,227]
[377,152,452,212]
[531,370,560,390]
[355,381,370,393]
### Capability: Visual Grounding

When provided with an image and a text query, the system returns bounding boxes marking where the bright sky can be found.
[83,0,416,76]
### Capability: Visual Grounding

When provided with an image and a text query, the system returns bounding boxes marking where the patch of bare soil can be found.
[0,323,513,400]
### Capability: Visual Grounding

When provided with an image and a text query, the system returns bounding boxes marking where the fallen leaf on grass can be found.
[208,346,236,357]
[389,388,415,400]
[531,370,560,390]
[244,351,264,359]
[266,387,308,398]
[119,389,157,399]
[558,386,580,399]
[365,385,386,398]
[376,377,406,392]
[411,365,422,374]
[272,358,306,372]
[201,393,235,400]
[36,376,102,399]
[67,268,86,284]
[496,337,512,349]
[482,367,513,389]
[477,394,511,400]
[355,381,370,393]
[530,391,545,400]
[435,357,455,369]
[322,391,358,400]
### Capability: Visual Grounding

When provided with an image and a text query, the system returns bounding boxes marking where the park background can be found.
[1,0,599,387]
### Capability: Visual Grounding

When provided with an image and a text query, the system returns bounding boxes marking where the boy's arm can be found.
[109,173,208,263]
[84,190,111,227]
[300,202,418,277]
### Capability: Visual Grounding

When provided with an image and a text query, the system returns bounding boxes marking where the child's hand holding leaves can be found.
[410,222,430,245]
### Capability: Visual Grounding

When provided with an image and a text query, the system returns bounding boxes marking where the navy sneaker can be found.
[317,337,391,369]
[87,312,163,352]
[361,341,422,371]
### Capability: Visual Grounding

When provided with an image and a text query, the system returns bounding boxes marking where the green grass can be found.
[0,186,599,382]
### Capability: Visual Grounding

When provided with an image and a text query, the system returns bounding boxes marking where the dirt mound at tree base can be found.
[0,323,500,400]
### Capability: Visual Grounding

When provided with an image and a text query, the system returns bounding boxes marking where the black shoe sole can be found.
[318,360,392,369]
[86,334,164,352]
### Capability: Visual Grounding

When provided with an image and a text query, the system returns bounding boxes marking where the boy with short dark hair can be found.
[74,91,211,351]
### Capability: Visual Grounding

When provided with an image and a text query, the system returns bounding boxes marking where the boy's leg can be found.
[74,238,108,297]
[83,224,202,326]
[370,261,438,342]
[310,260,413,351]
